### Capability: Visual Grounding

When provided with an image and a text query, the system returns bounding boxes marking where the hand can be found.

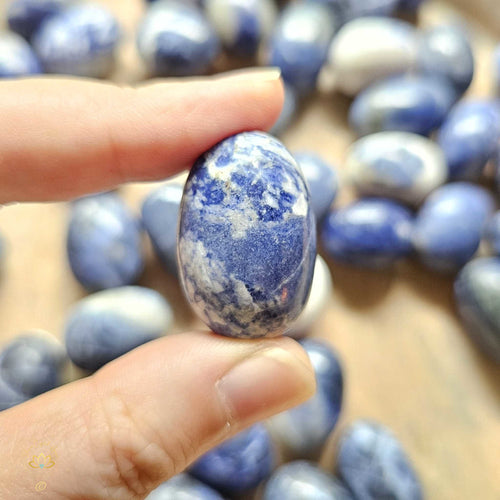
[0,71,316,499]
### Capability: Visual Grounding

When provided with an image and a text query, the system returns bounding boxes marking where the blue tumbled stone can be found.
[269,83,299,137]
[349,75,456,137]
[437,99,500,180]
[454,257,500,362]
[321,198,413,268]
[295,152,338,222]
[146,473,224,500]
[65,286,172,371]
[337,420,423,500]
[190,424,275,494]
[484,211,500,256]
[267,339,343,459]
[343,0,399,21]
[141,182,184,275]
[0,364,28,412]
[178,131,316,339]
[264,461,352,500]
[32,3,120,78]
[0,31,41,77]
[398,0,426,11]
[137,1,219,77]
[67,192,144,291]
[412,182,495,272]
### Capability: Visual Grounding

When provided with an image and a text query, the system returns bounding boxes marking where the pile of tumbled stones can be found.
[0,0,499,498]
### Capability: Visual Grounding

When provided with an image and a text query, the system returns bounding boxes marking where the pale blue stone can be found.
[0,31,41,77]
[178,131,316,339]
[485,211,500,256]
[65,286,172,371]
[146,473,223,500]
[32,3,120,78]
[342,0,399,21]
[269,83,299,137]
[264,461,352,500]
[0,364,28,412]
[412,183,495,272]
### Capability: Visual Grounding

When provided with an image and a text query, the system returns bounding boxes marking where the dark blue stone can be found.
[454,258,500,362]
[269,83,299,137]
[349,75,457,137]
[190,424,275,494]
[342,0,399,21]
[398,0,426,10]
[178,131,316,339]
[0,32,41,77]
[141,182,184,275]
[321,198,413,268]
[67,192,144,291]
[485,211,500,256]
[32,3,120,77]
[146,473,224,500]
[263,461,352,500]
[412,183,495,272]
[437,99,500,180]
[64,286,172,372]
[337,420,423,500]
[0,366,28,412]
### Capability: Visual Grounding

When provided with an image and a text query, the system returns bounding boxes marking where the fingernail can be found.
[217,344,315,427]
[217,67,282,83]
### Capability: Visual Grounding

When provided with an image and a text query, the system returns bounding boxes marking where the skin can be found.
[0,70,316,499]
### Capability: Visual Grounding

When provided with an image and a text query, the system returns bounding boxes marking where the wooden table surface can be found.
[0,1,499,499]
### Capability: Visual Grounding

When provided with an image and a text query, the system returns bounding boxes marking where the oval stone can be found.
[178,131,316,339]
[190,424,275,494]
[146,473,224,500]
[349,75,456,137]
[336,420,423,500]
[484,211,500,256]
[454,257,500,362]
[346,131,447,205]
[0,31,41,77]
[321,198,413,268]
[65,286,172,371]
[263,461,352,500]
[412,183,495,272]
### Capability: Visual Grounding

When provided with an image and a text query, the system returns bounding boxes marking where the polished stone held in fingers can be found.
[0,31,41,77]
[146,473,224,500]
[177,131,316,339]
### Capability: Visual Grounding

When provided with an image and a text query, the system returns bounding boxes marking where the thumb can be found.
[0,332,315,499]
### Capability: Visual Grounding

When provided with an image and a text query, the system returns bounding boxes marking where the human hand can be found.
[0,71,316,499]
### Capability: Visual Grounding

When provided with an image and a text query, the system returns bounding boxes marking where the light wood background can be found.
[0,1,499,499]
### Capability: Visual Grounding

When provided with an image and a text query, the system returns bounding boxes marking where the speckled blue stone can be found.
[417,25,474,95]
[264,461,353,500]
[267,2,339,94]
[269,83,299,137]
[294,152,338,222]
[7,0,67,41]
[484,211,500,256]
[32,3,120,77]
[190,424,275,494]
[65,286,172,372]
[146,473,224,500]
[454,257,500,362]
[137,1,219,77]
[267,339,343,459]
[437,99,500,180]
[178,131,316,339]
[337,420,423,500]
[0,31,41,77]
[321,198,413,268]
[141,182,183,275]
[67,192,144,291]
[349,75,456,137]
[412,183,495,273]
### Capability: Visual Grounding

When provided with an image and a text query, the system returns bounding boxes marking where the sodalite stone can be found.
[267,339,343,459]
[205,0,276,58]
[137,1,219,77]
[437,99,500,180]
[321,198,413,268]
[341,0,400,22]
[345,132,447,205]
[319,17,418,96]
[269,83,299,137]
[267,2,339,94]
[141,182,184,275]
[349,75,456,137]
[398,0,426,11]
[454,257,500,362]
[0,363,28,412]
[417,25,474,95]
[32,3,120,78]
[67,192,144,291]
[412,183,495,273]
[295,152,339,222]
[0,31,41,77]
[65,286,172,371]
[146,473,223,500]
[336,420,423,500]
[178,131,316,339]
[484,211,500,256]
[263,461,353,500]
[190,424,275,494]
